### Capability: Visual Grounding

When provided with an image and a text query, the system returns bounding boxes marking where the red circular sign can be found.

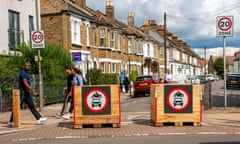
[166,87,191,112]
[31,31,44,43]
[218,17,232,31]
[84,88,109,113]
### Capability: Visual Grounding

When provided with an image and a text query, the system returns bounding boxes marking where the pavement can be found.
[0,95,240,136]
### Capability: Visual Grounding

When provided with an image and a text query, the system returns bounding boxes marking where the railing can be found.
[0,74,65,112]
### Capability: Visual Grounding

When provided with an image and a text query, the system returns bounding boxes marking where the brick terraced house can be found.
[40,0,202,79]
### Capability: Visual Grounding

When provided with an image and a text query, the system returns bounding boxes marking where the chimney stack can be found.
[128,12,135,27]
[106,0,115,20]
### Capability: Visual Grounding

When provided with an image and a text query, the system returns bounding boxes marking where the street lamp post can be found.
[164,12,167,74]
[35,0,43,111]
[128,57,131,96]
[86,55,89,85]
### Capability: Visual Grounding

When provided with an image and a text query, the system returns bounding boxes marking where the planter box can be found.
[73,85,121,128]
[150,84,202,126]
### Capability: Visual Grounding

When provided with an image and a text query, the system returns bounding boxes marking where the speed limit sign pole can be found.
[216,16,234,109]
[34,0,44,111]
[31,30,45,111]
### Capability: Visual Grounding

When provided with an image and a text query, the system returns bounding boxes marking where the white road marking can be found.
[196,132,227,135]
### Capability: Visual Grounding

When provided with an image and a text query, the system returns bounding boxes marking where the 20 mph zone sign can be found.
[31,30,45,48]
[216,16,233,37]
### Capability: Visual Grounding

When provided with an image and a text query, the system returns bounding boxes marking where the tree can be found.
[213,57,226,77]
[7,42,72,86]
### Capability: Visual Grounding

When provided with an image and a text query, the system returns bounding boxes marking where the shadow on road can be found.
[199,142,240,144]
[212,95,240,107]
[131,118,151,126]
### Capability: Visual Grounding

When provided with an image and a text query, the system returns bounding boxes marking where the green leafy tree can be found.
[7,43,72,86]
[213,57,226,77]
[131,70,138,82]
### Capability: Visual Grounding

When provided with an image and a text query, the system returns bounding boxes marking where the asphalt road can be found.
[210,80,240,107]
[1,134,240,144]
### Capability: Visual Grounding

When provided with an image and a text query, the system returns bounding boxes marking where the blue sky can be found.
[86,0,240,57]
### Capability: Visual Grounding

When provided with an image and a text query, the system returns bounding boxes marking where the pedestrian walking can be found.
[55,66,73,119]
[124,75,130,93]
[62,67,84,120]
[164,68,173,83]
[119,72,124,92]
[8,62,47,127]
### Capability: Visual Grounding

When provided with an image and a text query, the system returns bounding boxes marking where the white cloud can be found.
[193,47,240,59]
[86,0,240,56]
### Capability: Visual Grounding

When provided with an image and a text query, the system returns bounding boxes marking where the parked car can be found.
[133,75,159,97]
[187,75,201,84]
[206,74,215,81]
[226,74,240,89]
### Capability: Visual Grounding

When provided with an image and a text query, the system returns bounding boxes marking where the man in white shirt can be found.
[165,68,173,82]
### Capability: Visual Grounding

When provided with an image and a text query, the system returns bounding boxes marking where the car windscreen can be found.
[228,75,240,80]
[136,76,152,81]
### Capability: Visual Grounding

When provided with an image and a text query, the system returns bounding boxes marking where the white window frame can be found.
[92,27,96,46]
[102,63,106,73]
[110,31,115,49]
[112,63,116,73]
[117,35,120,50]
[85,21,90,46]
[128,38,132,53]
[100,28,105,47]
[135,40,139,54]
[71,16,81,45]
[147,43,150,56]
[109,63,111,73]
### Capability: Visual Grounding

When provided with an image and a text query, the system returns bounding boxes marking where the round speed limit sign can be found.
[31,30,45,48]
[216,16,233,37]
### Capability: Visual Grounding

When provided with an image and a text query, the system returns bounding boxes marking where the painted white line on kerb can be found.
[159,133,187,135]
[197,132,227,135]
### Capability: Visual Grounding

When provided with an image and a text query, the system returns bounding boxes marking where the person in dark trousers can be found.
[62,67,84,119]
[55,66,73,119]
[8,62,47,127]
[124,75,130,93]
[119,72,124,92]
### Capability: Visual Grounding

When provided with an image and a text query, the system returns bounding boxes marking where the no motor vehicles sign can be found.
[31,30,45,48]
[216,16,233,37]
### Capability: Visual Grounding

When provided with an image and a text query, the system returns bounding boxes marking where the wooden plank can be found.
[74,123,120,129]
[153,121,200,127]
[12,89,20,128]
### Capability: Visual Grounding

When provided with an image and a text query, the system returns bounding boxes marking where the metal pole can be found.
[164,12,167,74]
[87,56,89,85]
[223,36,227,109]
[129,57,131,96]
[35,0,43,111]
[204,46,206,83]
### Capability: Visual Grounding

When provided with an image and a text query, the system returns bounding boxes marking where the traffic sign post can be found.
[216,16,234,109]
[31,30,44,111]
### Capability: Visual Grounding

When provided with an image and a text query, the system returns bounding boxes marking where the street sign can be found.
[31,30,45,48]
[164,85,192,113]
[82,86,111,115]
[216,16,233,37]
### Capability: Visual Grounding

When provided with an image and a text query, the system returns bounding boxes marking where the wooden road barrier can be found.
[12,89,20,128]
[151,84,202,126]
[73,85,121,128]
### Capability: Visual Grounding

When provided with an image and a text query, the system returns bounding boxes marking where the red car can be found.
[133,75,159,97]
